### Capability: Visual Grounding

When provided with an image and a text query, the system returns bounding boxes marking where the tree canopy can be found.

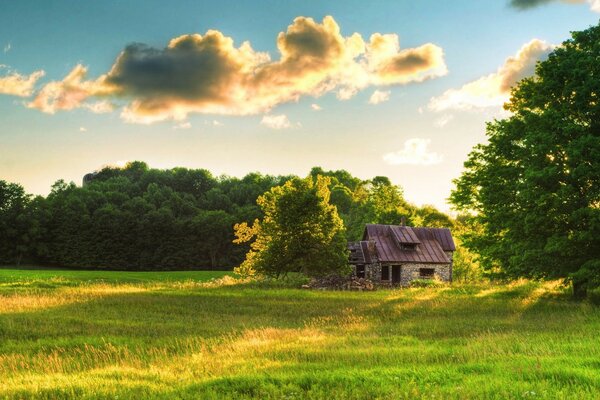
[450,23,600,297]
[234,176,349,278]
[1,163,456,272]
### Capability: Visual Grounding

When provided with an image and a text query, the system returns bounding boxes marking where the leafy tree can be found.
[234,176,349,278]
[451,24,600,298]
[192,210,235,269]
[0,180,38,265]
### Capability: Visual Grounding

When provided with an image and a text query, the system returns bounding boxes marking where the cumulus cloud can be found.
[27,65,113,113]
[509,0,600,12]
[365,34,447,85]
[383,138,443,166]
[0,69,45,97]
[428,39,553,112]
[369,89,390,104]
[27,16,447,123]
[261,114,292,129]
[383,139,443,166]
[311,103,322,111]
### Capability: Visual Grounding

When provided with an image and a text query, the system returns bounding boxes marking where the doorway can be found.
[391,265,401,284]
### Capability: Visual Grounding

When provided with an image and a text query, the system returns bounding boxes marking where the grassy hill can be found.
[1,269,599,399]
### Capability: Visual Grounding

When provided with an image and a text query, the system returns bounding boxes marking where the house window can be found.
[419,268,435,279]
[381,265,390,280]
[356,265,365,278]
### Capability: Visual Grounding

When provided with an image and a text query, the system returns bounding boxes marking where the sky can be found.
[0,0,598,211]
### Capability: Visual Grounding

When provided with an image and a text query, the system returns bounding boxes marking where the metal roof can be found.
[359,224,455,264]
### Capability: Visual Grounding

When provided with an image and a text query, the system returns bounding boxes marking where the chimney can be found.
[400,216,406,226]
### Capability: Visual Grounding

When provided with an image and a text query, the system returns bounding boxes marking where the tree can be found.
[0,180,38,266]
[192,210,235,269]
[234,176,349,278]
[450,24,600,298]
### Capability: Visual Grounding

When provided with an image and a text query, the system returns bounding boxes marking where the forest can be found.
[0,162,470,272]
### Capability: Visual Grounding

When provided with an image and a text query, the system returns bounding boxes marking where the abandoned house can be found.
[348,223,455,286]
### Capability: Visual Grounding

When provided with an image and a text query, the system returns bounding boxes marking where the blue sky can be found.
[0,1,597,211]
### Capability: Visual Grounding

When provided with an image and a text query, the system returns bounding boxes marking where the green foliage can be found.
[235,176,350,278]
[0,181,41,265]
[1,271,599,399]
[26,164,292,270]
[409,278,445,288]
[451,24,600,296]
[2,163,468,273]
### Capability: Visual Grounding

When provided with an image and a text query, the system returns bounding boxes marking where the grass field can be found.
[1,269,599,399]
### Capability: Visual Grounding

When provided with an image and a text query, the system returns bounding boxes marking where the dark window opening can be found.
[381,265,390,280]
[400,243,417,251]
[356,265,365,278]
[419,268,435,279]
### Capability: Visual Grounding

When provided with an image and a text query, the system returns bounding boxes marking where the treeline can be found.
[0,162,474,273]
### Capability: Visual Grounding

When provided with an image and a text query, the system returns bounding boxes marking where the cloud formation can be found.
[261,114,292,129]
[27,65,113,113]
[26,16,447,123]
[383,138,442,166]
[369,89,390,104]
[428,39,553,112]
[0,69,45,97]
[509,0,600,12]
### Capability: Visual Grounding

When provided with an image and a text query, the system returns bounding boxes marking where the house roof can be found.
[348,241,372,264]
[359,224,455,264]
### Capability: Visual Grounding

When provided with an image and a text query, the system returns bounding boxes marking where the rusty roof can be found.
[360,224,455,264]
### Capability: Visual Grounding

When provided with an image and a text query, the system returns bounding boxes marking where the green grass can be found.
[1,270,599,399]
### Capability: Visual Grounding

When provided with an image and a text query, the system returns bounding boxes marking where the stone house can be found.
[348,223,455,286]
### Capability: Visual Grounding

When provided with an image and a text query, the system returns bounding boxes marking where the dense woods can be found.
[0,162,460,271]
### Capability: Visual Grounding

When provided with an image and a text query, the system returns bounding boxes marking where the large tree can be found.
[451,24,600,298]
[234,175,349,278]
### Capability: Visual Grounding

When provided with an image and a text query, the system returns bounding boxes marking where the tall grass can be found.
[0,270,598,399]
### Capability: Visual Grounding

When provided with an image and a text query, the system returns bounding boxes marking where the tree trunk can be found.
[573,280,588,300]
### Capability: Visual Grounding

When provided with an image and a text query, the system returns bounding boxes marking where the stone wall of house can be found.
[400,263,451,286]
[444,251,454,282]
[360,262,451,286]
[365,263,382,283]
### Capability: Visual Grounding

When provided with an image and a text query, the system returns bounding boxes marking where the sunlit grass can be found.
[0,269,598,399]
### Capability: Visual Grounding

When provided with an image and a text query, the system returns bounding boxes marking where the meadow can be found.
[1,269,599,399]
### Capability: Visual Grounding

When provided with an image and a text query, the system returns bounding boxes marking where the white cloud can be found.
[368,89,390,105]
[588,0,600,11]
[383,138,443,166]
[434,114,454,128]
[174,121,192,129]
[261,114,292,129]
[311,103,322,111]
[0,69,45,97]
[79,126,87,132]
[212,120,223,126]
[428,39,553,112]
[3,43,11,53]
